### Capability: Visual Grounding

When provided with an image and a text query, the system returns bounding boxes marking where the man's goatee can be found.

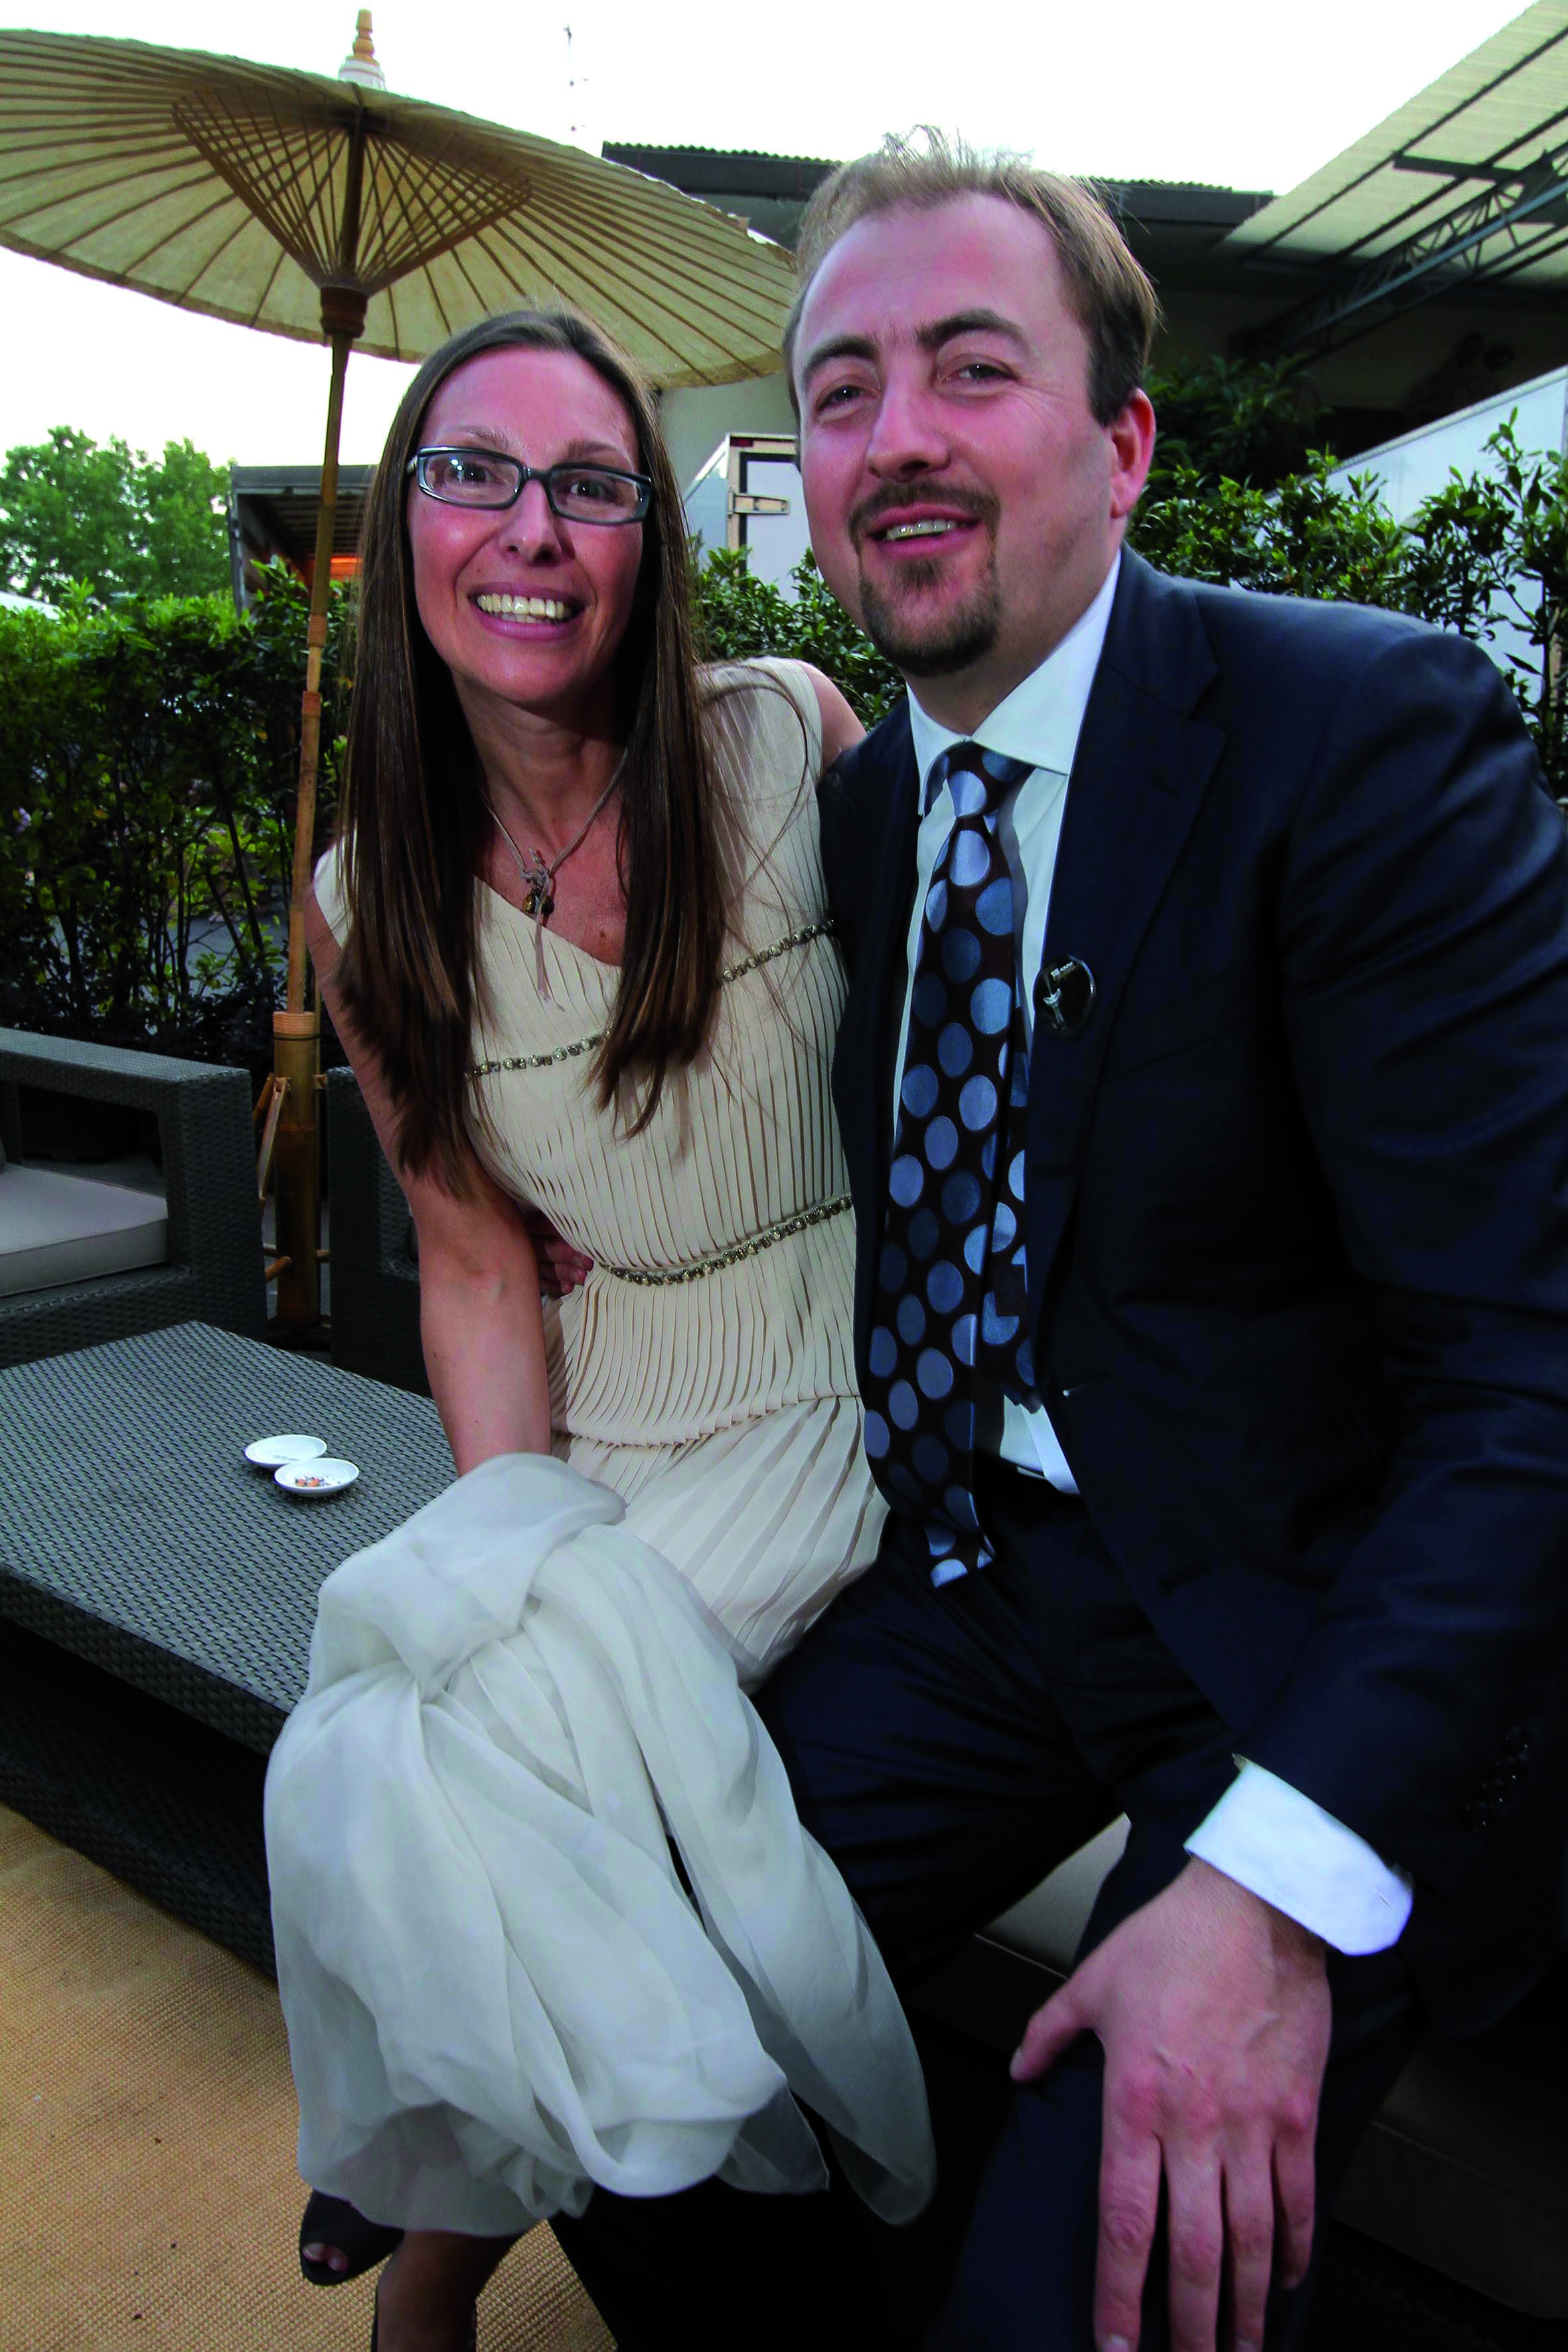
[858,568,1002,678]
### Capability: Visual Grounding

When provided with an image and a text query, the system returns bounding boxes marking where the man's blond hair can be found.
[785,131,1159,425]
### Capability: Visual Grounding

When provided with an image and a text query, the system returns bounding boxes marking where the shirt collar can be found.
[907,550,1121,812]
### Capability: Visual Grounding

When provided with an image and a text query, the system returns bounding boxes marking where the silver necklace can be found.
[488,752,625,1002]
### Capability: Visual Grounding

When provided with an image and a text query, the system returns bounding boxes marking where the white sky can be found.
[0,0,1529,467]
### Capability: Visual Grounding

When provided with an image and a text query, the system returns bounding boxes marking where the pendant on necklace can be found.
[518,854,554,921]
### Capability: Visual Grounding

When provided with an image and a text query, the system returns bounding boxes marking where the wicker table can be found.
[0,1321,453,1966]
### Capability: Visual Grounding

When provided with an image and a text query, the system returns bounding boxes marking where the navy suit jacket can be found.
[819,548,1568,2032]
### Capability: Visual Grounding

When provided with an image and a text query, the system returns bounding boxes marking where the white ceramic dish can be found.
[245,1433,327,1469]
[274,1456,360,1499]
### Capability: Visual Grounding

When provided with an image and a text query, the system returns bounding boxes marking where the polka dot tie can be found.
[862,742,1035,1585]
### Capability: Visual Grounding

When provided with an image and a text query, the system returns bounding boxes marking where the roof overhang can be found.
[228,464,375,568]
[1225,0,1568,360]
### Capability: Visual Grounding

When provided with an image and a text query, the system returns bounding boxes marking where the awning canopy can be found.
[1224,0,1568,358]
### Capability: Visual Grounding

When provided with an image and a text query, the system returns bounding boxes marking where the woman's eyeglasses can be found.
[407,447,653,524]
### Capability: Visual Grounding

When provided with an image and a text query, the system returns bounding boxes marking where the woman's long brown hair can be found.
[333,309,730,1190]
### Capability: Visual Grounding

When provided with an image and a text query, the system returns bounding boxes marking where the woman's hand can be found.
[523,1208,593,1295]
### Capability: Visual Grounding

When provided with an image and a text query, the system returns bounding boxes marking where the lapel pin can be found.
[1034,957,1096,1040]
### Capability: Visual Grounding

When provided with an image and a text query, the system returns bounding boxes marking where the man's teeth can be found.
[476,593,572,619]
[883,520,958,540]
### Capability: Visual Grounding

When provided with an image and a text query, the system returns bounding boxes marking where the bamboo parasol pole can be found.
[271,70,371,1335]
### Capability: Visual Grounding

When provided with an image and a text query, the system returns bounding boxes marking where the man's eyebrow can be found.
[799,311,1028,386]
[799,332,878,385]
[917,309,1027,353]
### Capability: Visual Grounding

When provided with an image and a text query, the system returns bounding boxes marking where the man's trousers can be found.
[553,1459,1422,2349]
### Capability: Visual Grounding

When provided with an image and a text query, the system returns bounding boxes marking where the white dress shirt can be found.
[892,552,1412,1955]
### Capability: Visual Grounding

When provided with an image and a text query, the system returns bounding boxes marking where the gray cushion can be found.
[0,1165,169,1297]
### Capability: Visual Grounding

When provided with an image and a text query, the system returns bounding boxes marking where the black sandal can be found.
[299,2187,404,2286]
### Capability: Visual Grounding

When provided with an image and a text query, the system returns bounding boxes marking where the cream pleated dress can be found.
[264,661,934,2242]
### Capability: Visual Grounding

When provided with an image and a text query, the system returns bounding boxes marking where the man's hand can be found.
[521,1208,593,1297]
[1010,1857,1331,2352]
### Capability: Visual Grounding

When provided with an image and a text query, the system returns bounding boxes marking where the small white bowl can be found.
[274,1456,360,1499]
[245,1433,328,1469]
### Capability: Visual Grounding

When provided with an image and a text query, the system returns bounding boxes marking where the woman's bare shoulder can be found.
[795,664,862,767]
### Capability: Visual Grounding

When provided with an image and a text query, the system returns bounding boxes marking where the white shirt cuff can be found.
[1184,1761,1413,1954]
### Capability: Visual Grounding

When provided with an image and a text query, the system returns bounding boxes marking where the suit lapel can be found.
[1026,554,1225,1316]
[829,701,919,1360]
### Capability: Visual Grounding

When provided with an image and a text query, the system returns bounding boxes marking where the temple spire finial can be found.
[339,10,386,88]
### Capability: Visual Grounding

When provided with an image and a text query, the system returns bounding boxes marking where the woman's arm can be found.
[307,888,553,1476]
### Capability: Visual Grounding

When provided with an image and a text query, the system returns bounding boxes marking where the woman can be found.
[263,309,933,2352]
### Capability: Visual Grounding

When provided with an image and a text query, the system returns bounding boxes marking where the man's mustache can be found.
[848,482,1000,546]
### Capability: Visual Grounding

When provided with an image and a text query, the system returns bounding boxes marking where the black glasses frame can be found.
[406,446,653,524]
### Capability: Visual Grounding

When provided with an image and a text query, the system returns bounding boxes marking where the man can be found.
[557,139,1568,2351]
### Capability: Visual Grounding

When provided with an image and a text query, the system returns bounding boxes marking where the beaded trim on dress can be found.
[599,1194,852,1287]
[466,920,836,1080]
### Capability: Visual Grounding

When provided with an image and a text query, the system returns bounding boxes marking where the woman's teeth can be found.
[883,520,957,540]
[475,593,572,619]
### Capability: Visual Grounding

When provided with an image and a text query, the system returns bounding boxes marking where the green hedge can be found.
[692,545,902,722]
[0,568,349,1084]
[1130,422,1568,797]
